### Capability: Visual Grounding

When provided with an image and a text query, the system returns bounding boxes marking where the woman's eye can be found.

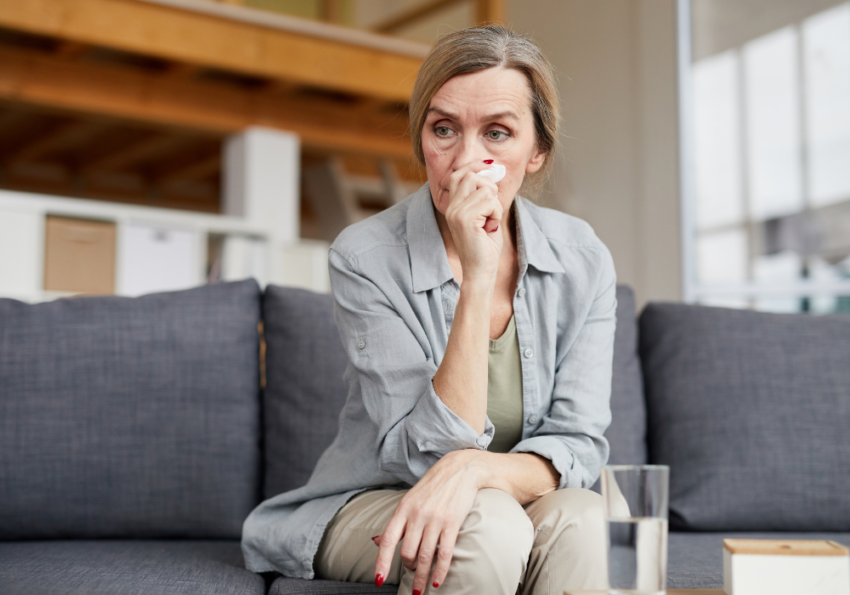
[435,126,451,137]
[487,130,508,140]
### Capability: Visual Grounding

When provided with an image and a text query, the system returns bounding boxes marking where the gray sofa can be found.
[1,279,848,594]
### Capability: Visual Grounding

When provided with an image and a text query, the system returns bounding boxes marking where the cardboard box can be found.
[44,216,116,295]
[723,539,850,595]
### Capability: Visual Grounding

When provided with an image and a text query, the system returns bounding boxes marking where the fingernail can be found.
[413,590,422,595]
[433,582,440,588]
[483,159,494,164]
[375,574,384,587]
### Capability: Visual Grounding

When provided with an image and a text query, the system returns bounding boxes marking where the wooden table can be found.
[566,590,724,595]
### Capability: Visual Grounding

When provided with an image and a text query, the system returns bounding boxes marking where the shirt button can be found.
[524,348,534,359]
[527,415,538,425]
[518,288,526,297]
[357,340,366,350]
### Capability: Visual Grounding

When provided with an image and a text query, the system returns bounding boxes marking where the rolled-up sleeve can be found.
[329,248,494,486]
[510,245,617,489]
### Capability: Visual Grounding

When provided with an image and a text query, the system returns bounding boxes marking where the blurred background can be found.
[0,0,847,313]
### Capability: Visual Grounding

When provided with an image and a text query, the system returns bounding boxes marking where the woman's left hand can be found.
[373,449,488,593]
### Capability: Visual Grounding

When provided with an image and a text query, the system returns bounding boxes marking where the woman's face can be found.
[422,66,547,218]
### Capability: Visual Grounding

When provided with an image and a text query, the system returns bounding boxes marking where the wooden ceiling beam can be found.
[81,133,187,172]
[0,45,413,158]
[0,108,25,133]
[4,119,104,163]
[155,152,221,182]
[0,0,424,103]
[164,62,201,80]
[54,40,89,60]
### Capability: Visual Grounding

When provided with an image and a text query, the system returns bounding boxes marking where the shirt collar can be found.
[407,184,455,293]
[406,183,565,294]
[513,189,567,276]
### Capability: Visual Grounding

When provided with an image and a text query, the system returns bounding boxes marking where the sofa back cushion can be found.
[262,284,644,498]
[0,280,261,540]
[640,302,850,531]
[261,286,349,498]
[607,286,647,466]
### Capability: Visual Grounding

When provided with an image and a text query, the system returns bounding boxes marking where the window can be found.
[681,0,850,313]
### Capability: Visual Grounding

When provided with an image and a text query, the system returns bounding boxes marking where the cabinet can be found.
[0,209,42,297]
[116,223,202,297]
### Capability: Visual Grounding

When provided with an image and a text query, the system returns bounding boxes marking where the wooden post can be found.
[320,0,343,23]
[475,0,504,25]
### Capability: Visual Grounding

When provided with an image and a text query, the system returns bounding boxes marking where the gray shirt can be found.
[241,183,617,578]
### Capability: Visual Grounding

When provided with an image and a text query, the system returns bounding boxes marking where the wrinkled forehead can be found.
[427,67,534,122]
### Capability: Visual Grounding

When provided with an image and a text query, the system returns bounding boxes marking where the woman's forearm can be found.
[471,451,560,505]
[432,277,494,434]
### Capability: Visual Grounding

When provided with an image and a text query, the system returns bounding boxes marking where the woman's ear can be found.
[525,148,547,174]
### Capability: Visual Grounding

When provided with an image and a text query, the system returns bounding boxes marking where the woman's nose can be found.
[451,136,490,169]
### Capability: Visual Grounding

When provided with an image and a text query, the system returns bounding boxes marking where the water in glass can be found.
[607,516,668,595]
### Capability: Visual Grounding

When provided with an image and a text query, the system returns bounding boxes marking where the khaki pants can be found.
[315,487,608,595]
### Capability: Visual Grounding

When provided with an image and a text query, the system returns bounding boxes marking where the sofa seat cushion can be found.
[0,540,265,595]
[640,303,850,531]
[0,280,262,539]
[270,577,396,594]
[266,533,850,592]
[668,532,850,589]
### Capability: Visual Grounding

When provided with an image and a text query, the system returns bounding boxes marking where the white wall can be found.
[507,0,682,308]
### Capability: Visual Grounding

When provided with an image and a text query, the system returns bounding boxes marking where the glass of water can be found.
[601,465,669,595]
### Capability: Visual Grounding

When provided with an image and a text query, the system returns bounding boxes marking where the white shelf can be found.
[0,189,270,237]
[0,188,331,301]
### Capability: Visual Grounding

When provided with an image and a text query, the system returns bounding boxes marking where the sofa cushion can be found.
[640,303,850,531]
[0,280,261,539]
[668,532,850,589]
[0,540,265,595]
[262,286,350,498]
[606,286,646,466]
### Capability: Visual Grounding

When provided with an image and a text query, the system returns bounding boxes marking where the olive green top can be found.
[487,313,525,453]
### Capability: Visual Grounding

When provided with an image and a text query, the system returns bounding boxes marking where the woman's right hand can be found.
[444,162,504,283]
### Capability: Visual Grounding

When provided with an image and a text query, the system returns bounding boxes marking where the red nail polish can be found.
[413,590,422,595]
[433,582,440,588]
[483,159,494,164]
[375,574,384,587]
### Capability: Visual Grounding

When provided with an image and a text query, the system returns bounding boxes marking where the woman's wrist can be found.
[459,272,497,297]
[462,451,560,504]
[461,450,500,490]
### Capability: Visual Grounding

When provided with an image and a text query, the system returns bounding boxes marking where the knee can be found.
[460,488,534,561]
[535,488,606,540]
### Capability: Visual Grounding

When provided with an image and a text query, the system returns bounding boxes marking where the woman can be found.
[242,26,617,595]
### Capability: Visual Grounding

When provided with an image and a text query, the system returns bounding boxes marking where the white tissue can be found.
[477,164,506,183]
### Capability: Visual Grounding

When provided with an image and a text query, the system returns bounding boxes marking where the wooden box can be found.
[44,216,116,295]
[723,539,850,595]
